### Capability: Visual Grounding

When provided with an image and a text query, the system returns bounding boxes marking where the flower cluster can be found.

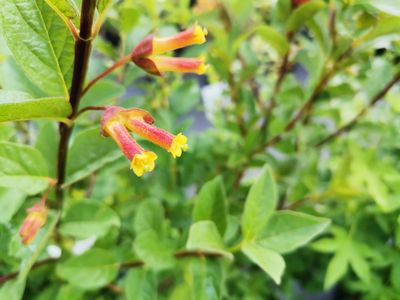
[19,199,47,245]
[131,23,208,75]
[101,106,188,176]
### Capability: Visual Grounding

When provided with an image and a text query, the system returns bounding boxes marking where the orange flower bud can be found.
[19,199,47,245]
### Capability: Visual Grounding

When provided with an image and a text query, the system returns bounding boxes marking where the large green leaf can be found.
[242,242,285,285]
[65,128,123,186]
[192,176,228,235]
[0,90,71,122]
[286,0,326,32]
[59,201,121,239]
[241,165,277,240]
[257,211,330,254]
[56,249,119,290]
[0,187,26,223]
[0,280,25,300]
[186,221,233,260]
[0,0,74,97]
[134,201,164,234]
[134,229,175,270]
[0,141,50,195]
[359,17,400,43]
[124,269,157,300]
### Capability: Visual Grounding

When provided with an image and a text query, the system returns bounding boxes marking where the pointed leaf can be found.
[286,0,326,32]
[45,0,79,19]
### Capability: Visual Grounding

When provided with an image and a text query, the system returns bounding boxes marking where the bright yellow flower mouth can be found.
[131,151,158,176]
[168,133,188,158]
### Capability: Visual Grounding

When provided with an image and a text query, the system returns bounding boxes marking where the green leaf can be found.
[359,17,400,43]
[0,0,74,97]
[0,141,50,195]
[241,165,277,240]
[241,242,285,285]
[186,221,233,260]
[45,0,79,19]
[124,269,157,300]
[0,187,26,223]
[134,229,175,270]
[134,201,164,234]
[56,285,85,300]
[60,201,121,239]
[257,211,330,254]
[364,0,400,16]
[255,25,289,57]
[56,248,119,290]
[19,212,60,280]
[349,249,371,284]
[97,0,114,13]
[35,122,59,178]
[65,127,123,186]
[0,90,71,122]
[0,280,25,300]
[324,250,349,289]
[79,79,125,109]
[169,79,200,115]
[286,0,326,32]
[193,176,228,235]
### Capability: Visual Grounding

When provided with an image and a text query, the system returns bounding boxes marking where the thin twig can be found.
[0,258,56,284]
[315,71,400,147]
[73,105,107,121]
[81,54,132,97]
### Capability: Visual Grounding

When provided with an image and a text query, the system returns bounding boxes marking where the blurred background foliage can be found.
[1,0,400,299]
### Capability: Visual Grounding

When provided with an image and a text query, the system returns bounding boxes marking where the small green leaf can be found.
[0,90,71,122]
[60,201,121,239]
[124,269,157,300]
[349,249,371,284]
[242,242,285,285]
[55,285,84,300]
[0,187,26,223]
[45,0,79,19]
[286,0,326,32]
[134,229,175,270]
[257,211,330,254]
[65,128,123,186]
[324,250,349,289]
[0,141,50,195]
[193,176,228,235]
[241,165,277,240]
[56,248,119,290]
[186,221,233,260]
[255,25,289,57]
[0,0,74,97]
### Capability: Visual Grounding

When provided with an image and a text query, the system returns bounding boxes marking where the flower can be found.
[131,24,208,75]
[19,199,47,245]
[101,106,188,175]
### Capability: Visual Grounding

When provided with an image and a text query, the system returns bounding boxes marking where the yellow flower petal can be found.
[168,133,188,158]
[130,151,158,176]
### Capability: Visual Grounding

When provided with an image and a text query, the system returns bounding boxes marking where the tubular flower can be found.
[101,106,188,174]
[19,199,47,245]
[131,24,208,76]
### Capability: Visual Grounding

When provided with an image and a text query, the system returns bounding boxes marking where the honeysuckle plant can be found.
[0,0,400,299]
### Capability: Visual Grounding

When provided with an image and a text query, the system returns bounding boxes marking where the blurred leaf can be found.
[241,165,277,240]
[56,285,85,300]
[286,0,326,32]
[255,25,289,57]
[65,127,123,186]
[359,17,400,43]
[169,79,200,115]
[193,176,228,235]
[186,221,233,260]
[349,248,371,284]
[56,249,119,290]
[363,0,400,16]
[35,122,59,178]
[257,211,330,254]
[97,0,114,13]
[0,0,74,97]
[45,0,79,19]
[134,229,175,270]
[0,280,25,300]
[0,188,26,223]
[242,242,285,285]
[60,202,121,239]
[134,201,164,234]
[0,91,71,122]
[324,249,349,289]
[0,141,50,195]
[79,79,125,109]
[124,269,157,300]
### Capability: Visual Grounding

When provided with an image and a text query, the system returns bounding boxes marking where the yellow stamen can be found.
[168,133,188,158]
[130,151,158,176]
